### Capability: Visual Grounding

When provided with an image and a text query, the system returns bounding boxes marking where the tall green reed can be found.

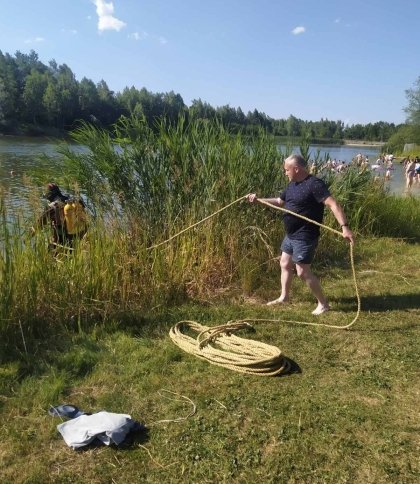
[59,115,287,290]
[0,118,286,355]
[2,117,420,356]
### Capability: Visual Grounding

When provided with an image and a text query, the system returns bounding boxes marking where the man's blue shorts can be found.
[280,235,319,264]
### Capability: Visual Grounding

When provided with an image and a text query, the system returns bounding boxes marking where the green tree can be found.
[236,107,246,125]
[134,87,154,124]
[385,124,420,153]
[0,78,7,122]
[0,51,20,123]
[117,86,141,115]
[22,69,48,123]
[56,64,79,127]
[162,90,185,122]
[404,76,420,125]
[78,77,100,120]
[344,123,365,140]
[97,79,119,125]
[189,98,216,120]
[216,104,238,126]
[286,114,300,137]
[14,50,45,94]
[273,119,287,136]
[148,91,164,121]
[43,80,61,126]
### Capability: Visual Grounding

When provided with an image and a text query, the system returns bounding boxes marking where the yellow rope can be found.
[155,195,362,376]
[257,198,343,237]
[256,199,361,330]
[146,195,248,251]
[169,320,291,376]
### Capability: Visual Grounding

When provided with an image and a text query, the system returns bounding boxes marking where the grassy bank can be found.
[1,117,420,352]
[0,238,419,483]
[1,117,420,481]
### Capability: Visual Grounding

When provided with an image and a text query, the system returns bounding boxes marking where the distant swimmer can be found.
[385,162,393,180]
[405,158,416,189]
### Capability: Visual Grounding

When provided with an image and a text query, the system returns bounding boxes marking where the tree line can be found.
[0,49,400,141]
[384,76,420,154]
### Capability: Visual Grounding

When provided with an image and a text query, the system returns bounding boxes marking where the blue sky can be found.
[0,0,419,125]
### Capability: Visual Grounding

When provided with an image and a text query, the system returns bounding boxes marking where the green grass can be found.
[1,238,419,483]
[1,118,420,481]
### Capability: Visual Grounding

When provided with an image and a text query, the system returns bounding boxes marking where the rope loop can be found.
[154,194,363,375]
[169,320,291,376]
[197,321,254,349]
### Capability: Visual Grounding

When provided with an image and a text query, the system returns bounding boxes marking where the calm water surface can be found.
[1,136,418,209]
[0,136,64,208]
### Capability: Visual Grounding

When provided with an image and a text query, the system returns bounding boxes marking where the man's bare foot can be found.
[312,304,330,315]
[266,297,289,306]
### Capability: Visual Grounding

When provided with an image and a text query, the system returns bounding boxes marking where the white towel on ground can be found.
[57,411,136,449]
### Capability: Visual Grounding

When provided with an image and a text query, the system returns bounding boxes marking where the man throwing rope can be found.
[247,154,354,315]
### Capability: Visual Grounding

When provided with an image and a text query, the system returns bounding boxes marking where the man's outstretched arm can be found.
[323,196,355,244]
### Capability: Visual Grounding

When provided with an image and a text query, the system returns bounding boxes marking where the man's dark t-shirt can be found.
[279,175,331,240]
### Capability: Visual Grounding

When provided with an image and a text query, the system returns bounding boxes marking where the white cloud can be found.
[128,31,168,45]
[129,31,148,41]
[24,36,45,44]
[334,18,341,23]
[291,26,305,35]
[61,28,78,35]
[93,0,126,32]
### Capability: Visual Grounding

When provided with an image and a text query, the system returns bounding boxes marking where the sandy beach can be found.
[343,140,386,147]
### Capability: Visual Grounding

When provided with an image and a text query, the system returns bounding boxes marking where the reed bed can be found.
[1,116,420,358]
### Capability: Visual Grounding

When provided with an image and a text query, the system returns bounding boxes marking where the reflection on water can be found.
[0,136,66,213]
[0,137,67,236]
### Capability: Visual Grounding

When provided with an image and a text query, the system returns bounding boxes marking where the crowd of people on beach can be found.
[369,154,396,181]
[308,151,420,190]
[308,152,395,178]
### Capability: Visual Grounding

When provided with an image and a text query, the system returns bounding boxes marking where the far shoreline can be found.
[1,131,387,149]
[343,139,386,147]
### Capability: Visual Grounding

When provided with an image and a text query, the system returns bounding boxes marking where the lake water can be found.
[0,136,418,208]
[291,144,412,196]
[0,136,61,209]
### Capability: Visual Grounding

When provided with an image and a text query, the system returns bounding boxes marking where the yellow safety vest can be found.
[64,201,87,235]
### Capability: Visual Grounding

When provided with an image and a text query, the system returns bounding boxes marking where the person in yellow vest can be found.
[63,197,88,245]
[32,183,87,249]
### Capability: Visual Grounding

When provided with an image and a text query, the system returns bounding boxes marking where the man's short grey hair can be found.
[285,154,307,168]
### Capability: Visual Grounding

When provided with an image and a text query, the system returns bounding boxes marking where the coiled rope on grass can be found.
[169,319,291,376]
[151,195,361,376]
